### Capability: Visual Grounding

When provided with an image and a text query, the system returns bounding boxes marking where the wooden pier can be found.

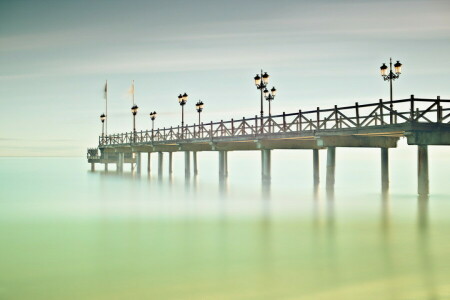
[87,96,450,195]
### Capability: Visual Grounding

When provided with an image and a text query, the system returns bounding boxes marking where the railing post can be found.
[201,122,204,138]
[231,118,234,136]
[375,112,378,126]
[339,116,343,129]
[298,110,302,132]
[355,102,360,127]
[255,115,258,135]
[389,99,393,124]
[410,94,415,121]
[316,107,320,130]
[283,112,286,132]
[334,105,338,129]
[177,125,180,139]
[194,123,196,138]
[437,96,442,123]
[210,121,213,138]
[243,117,246,135]
[379,99,384,125]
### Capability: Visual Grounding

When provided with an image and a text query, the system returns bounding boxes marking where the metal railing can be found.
[98,96,450,146]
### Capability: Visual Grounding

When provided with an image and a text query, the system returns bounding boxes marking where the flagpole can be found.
[105,80,108,136]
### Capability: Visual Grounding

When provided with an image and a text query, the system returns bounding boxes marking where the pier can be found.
[88,95,450,196]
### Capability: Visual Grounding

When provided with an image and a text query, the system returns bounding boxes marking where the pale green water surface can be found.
[0,145,449,299]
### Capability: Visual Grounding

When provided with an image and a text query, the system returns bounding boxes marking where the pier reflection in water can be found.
[0,156,449,300]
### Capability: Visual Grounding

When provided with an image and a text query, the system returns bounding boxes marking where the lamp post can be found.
[149,111,157,130]
[254,70,270,130]
[178,93,188,126]
[263,86,277,115]
[380,58,403,102]
[195,100,204,124]
[131,104,139,142]
[149,111,157,142]
[100,113,106,143]
[178,93,188,138]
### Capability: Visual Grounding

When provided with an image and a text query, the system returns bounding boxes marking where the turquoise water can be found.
[0,143,449,299]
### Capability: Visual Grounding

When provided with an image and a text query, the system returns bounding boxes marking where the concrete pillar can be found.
[326,147,336,191]
[261,149,271,181]
[219,151,226,179]
[224,151,228,177]
[136,152,141,175]
[158,152,163,178]
[168,152,173,174]
[104,163,108,171]
[418,145,429,196]
[131,154,135,173]
[313,149,319,187]
[381,148,389,193]
[118,152,124,173]
[91,163,95,171]
[147,153,151,174]
[185,151,191,179]
[193,151,198,176]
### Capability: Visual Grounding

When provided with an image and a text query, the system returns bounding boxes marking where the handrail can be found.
[97,96,450,146]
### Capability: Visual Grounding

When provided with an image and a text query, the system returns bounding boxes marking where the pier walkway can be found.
[87,95,450,195]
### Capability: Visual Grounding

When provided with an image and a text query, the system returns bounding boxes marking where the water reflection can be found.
[417,195,438,300]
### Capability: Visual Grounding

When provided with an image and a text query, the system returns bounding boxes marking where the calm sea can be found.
[0,141,449,299]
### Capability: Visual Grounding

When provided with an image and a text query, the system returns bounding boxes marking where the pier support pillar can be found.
[313,149,319,187]
[117,152,124,173]
[193,151,198,176]
[147,153,151,174]
[224,151,228,177]
[261,149,271,182]
[381,148,389,193]
[168,152,173,174]
[136,152,141,175]
[91,163,95,171]
[418,145,429,196]
[158,152,163,178]
[219,151,228,179]
[326,147,336,191]
[104,163,108,171]
[185,151,191,179]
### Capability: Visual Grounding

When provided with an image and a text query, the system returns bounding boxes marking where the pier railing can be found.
[99,96,450,146]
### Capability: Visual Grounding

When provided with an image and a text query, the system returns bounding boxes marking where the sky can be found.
[0,0,449,156]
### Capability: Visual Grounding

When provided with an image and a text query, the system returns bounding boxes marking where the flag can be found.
[128,80,135,104]
[104,81,108,100]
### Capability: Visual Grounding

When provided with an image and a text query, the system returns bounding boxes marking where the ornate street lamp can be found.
[149,111,157,141]
[380,58,403,102]
[254,70,273,130]
[195,100,204,124]
[149,111,157,130]
[263,86,277,115]
[178,93,188,127]
[131,104,139,142]
[100,113,106,141]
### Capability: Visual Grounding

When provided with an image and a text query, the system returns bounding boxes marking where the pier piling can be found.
[147,153,151,174]
[185,151,191,179]
[193,151,198,176]
[381,148,389,193]
[158,152,163,178]
[313,149,319,187]
[136,152,141,175]
[418,145,429,196]
[326,147,336,191]
[168,152,173,174]
[261,149,271,182]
